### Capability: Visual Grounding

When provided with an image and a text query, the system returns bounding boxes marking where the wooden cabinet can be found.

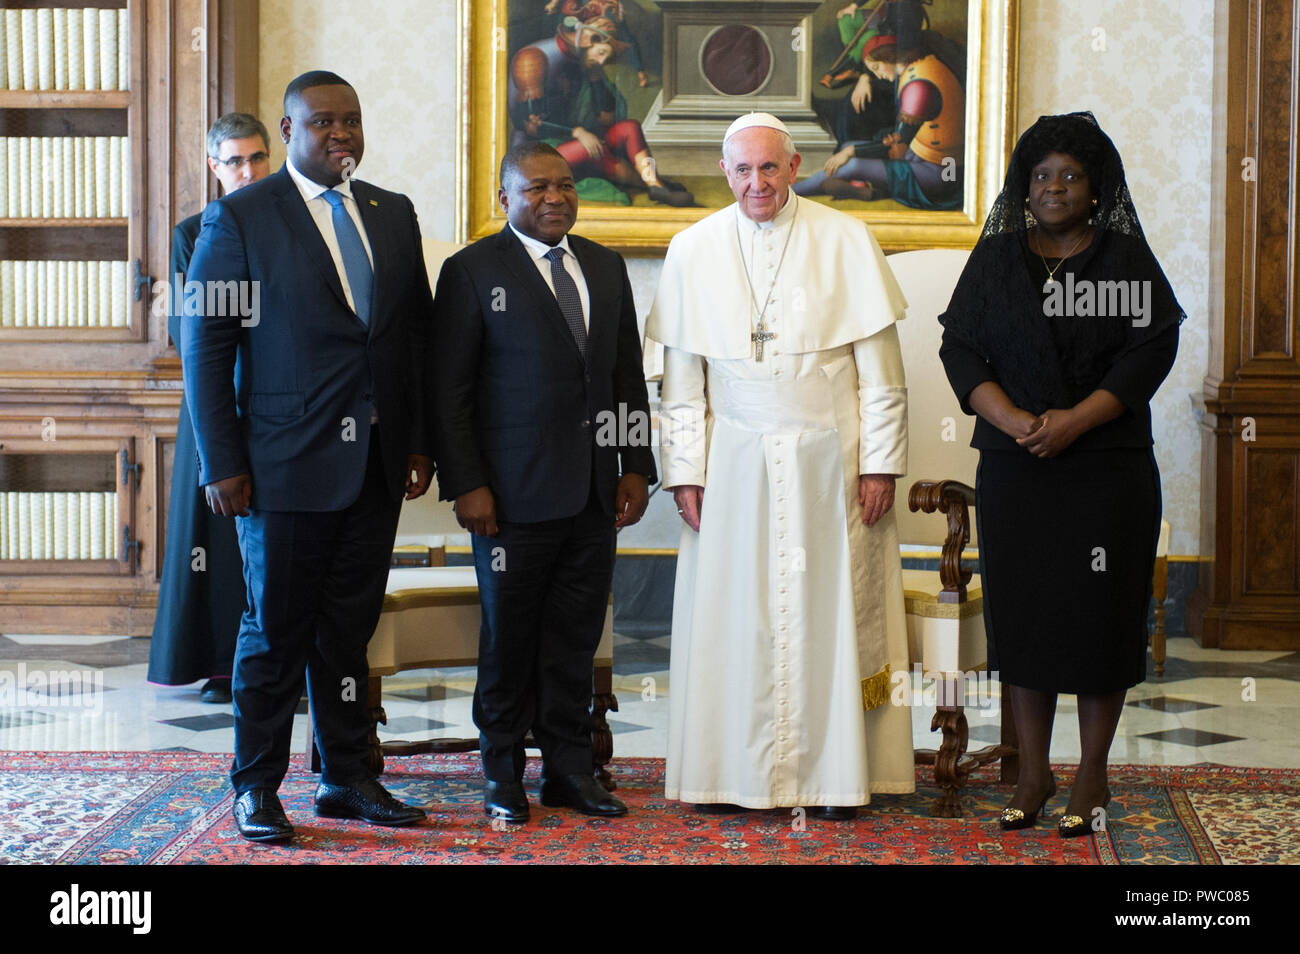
[0,0,256,635]
[1188,0,1300,649]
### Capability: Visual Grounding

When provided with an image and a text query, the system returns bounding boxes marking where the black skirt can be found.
[974,447,1161,694]
[146,393,245,685]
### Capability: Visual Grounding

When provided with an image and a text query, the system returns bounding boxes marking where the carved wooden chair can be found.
[887,248,1018,816]
[904,479,1017,816]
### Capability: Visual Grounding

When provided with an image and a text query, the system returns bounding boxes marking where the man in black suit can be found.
[184,72,433,841]
[149,112,271,706]
[431,141,656,823]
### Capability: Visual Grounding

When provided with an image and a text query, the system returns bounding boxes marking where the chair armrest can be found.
[908,479,975,604]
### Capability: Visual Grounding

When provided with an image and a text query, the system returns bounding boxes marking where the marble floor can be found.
[0,632,1298,768]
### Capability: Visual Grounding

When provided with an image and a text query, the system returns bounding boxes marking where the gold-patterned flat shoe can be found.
[1059,788,1111,839]
[998,776,1057,831]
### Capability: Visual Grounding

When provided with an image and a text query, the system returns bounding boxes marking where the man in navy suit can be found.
[184,71,433,841]
[431,141,657,823]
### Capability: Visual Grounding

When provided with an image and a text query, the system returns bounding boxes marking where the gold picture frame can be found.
[456,0,1018,253]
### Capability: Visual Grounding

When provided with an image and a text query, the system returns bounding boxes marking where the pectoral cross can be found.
[752,323,776,361]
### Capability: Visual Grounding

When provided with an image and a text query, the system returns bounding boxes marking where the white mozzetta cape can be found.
[646,195,907,357]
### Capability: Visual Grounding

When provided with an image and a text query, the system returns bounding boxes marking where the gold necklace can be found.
[1036,228,1088,285]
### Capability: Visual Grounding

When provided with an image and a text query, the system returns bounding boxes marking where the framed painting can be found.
[456,0,1018,252]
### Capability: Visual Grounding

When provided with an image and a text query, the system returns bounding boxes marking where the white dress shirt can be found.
[285,157,375,317]
[509,224,591,331]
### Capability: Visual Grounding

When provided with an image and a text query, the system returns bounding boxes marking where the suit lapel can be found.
[269,167,351,314]
[496,227,585,366]
[353,181,386,338]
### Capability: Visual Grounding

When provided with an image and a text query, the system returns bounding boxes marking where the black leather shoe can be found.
[484,780,530,824]
[540,773,628,817]
[233,788,293,842]
[314,778,426,827]
[200,679,232,704]
[694,803,747,814]
[807,806,858,821]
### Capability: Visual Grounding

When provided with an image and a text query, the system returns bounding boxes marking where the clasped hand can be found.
[1012,408,1082,458]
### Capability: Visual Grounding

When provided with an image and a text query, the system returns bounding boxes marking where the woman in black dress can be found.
[938,112,1182,837]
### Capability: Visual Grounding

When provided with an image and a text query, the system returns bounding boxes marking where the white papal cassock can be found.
[647,191,915,807]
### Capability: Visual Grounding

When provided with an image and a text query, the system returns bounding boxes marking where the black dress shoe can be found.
[200,679,232,704]
[484,780,530,824]
[314,778,426,827]
[233,788,294,842]
[540,773,628,817]
[807,806,858,821]
[694,803,747,815]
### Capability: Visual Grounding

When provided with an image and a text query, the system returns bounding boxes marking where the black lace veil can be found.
[938,111,1184,415]
[980,111,1148,241]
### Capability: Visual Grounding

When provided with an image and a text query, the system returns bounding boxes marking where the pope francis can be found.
[647,113,915,818]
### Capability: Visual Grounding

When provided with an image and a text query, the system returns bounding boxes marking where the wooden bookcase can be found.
[0,0,257,635]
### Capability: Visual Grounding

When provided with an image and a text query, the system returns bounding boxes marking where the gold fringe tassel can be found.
[860,663,892,711]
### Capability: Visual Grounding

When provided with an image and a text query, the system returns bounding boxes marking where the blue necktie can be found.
[546,246,588,360]
[322,189,372,326]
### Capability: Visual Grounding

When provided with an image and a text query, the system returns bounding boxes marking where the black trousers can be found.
[230,431,401,794]
[471,488,615,782]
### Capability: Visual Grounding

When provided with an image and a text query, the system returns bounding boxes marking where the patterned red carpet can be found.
[2,752,1295,864]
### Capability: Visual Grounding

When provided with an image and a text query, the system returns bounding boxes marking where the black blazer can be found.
[183,166,434,512]
[431,226,656,523]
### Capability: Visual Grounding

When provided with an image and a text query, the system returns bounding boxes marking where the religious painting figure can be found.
[797,0,965,209]
[509,13,693,206]
[815,2,899,153]
[648,113,915,818]
[542,0,650,87]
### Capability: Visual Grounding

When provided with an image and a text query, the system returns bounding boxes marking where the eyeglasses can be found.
[214,152,269,170]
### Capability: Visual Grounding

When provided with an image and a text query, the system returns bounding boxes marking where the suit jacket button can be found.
[581,419,591,428]
[585,374,591,383]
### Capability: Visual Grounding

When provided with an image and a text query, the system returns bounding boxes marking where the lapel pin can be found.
[369,199,379,206]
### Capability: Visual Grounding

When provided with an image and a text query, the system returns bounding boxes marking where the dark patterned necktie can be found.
[546,246,588,360]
